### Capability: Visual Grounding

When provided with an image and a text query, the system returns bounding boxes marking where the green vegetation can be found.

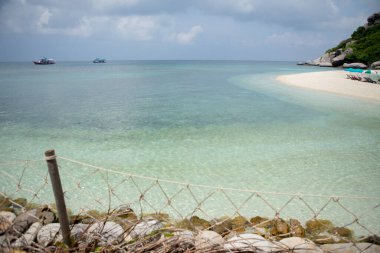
[325,24,380,65]
[325,38,351,54]
[345,25,380,64]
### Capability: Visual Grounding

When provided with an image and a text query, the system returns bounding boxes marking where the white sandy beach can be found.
[277,70,380,102]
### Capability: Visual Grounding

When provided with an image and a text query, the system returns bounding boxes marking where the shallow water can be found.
[0,61,379,232]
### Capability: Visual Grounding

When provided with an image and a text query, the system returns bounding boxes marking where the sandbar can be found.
[277,70,380,102]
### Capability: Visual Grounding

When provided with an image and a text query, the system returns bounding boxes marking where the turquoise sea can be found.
[0,61,379,231]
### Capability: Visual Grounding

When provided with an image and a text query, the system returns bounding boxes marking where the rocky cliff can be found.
[299,12,380,69]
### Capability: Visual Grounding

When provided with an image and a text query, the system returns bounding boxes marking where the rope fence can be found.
[0,150,379,252]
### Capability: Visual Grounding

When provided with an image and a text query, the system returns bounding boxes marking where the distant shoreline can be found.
[276,70,380,102]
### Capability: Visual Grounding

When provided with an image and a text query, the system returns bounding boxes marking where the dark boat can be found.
[33,58,55,65]
[93,58,106,63]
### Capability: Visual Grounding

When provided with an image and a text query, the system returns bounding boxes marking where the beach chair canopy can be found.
[363,69,378,74]
[344,68,364,73]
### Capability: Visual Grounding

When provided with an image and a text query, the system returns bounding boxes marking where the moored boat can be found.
[93,58,106,63]
[33,58,55,65]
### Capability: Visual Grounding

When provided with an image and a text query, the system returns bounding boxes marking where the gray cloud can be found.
[0,0,378,61]
[1,0,377,35]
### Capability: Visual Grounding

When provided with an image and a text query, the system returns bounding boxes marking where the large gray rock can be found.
[129,220,163,239]
[0,211,16,234]
[320,62,333,67]
[0,234,12,252]
[344,47,354,55]
[342,63,367,69]
[12,222,42,248]
[320,243,380,253]
[224,233,282,252]
[11,209,39,235]
[39,210,56,225]
[367,12,380,26]
[37,223,60,247]
[279,237,322,253]
[195,230,224,250]
[332,54,346,67]
[313,53,334,66]
[70,223,88,242]
[87,221,124,244]
[173,230,194,240]
[370,61,380,69]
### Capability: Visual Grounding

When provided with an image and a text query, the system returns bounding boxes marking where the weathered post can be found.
[44,149,71,246]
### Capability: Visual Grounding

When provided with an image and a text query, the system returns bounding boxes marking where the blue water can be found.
[0,61,379,230]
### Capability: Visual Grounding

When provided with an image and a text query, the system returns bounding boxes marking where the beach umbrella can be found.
[363,69,377,74]
[345,68,363,73]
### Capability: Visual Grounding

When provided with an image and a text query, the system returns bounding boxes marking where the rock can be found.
[312,233,343,244]
[289,219,305,237]
[312,53,333,66]
[334,49,343,57]
[84,209,108,220]
[71,209,105,224]
[114,205,137,221]
[0,211,16,234]
[342,63,367,69]
[12,198,27,208]
[115,217,138,232]
[250,226,268,236]
[0,196,11,211]
[70,214,96,224]
[12,222,42,248]
[320,243,380,253]
[367,12,380,26]
[270,218,289,236]
[0,234,12,251]
[344,47,354,55]
[231,216,249,233]
[306,219,334,235]
[144,213,169,222]
[211,217,232,235]
[189,216,211,230]
[363,235,380,244]
[176,219,195,231]
[224,233,282,252]
[250,216,271,228]
[87,221,124,244]
[321,53,334,63]
[279,237,322,253]
[39,210,56,225]
[173,230,194,240]
[70,223,88,242]
[11,198,27,215]
[332,53,347,67]
[171,230,195,251]
[305,60,318,66]
[328,227,353,238]
[11,209,39,235]
[37,223,60,247]
[370,61,380,69]
[195,230,224,250]
[129,220,163,239]
[320,62,333,67]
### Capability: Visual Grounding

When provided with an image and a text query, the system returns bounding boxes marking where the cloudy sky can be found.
[0,0,378,61]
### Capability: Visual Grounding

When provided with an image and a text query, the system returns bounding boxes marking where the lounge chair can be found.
[363,77,377,83]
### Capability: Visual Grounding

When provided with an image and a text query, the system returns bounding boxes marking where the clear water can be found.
[0,61,379,231]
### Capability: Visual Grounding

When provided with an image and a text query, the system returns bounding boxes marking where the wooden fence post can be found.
[44,149,71,246]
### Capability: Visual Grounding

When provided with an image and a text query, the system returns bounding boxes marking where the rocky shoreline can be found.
[1,195,379,252]
[297,12,380,70]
